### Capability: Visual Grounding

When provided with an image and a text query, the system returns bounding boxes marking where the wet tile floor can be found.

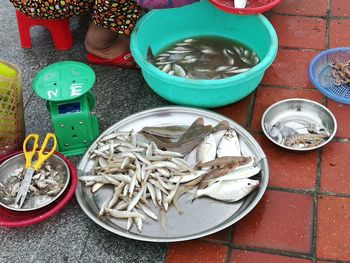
[1,0,350,262]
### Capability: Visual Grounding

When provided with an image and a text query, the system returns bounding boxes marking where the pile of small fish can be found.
[147,36,260,80]
[80,118,261,233]
[330,60,350,86]
[265,120,330,149]
[0,162,66,207]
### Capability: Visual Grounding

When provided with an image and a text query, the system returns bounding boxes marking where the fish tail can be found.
[190,192,199,203]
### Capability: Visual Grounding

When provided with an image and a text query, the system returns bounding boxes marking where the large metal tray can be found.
[76,106,269,242]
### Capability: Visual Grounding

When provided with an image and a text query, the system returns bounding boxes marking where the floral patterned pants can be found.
[10,0,142,36]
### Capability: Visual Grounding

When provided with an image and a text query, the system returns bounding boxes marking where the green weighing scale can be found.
[32,61,99,156]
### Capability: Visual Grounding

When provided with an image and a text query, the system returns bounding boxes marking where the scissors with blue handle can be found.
[14,133,57,208]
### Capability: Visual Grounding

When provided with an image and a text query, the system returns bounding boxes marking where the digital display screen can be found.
[58,103,81,114]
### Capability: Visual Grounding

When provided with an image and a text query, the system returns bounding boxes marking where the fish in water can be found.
[146,36,260,80]
[192,178,260,202]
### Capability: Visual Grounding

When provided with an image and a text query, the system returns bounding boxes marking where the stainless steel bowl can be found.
[0,152,70,211]
[261,98,337,151]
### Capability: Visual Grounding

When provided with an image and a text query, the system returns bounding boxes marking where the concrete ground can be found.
[0,1,168,262]
[1,0,350,262]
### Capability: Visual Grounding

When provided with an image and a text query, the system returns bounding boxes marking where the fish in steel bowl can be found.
[0,152,70,211]
[261,98,337,151]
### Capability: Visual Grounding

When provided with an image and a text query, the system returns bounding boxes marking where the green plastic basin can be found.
[130,0,278,108]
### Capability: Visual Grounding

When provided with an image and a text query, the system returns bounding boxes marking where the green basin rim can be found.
[131,13,278,88]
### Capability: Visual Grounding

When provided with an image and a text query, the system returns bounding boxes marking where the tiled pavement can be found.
[1,0,350,262]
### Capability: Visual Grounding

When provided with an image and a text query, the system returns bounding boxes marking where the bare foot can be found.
[85,23,135,66]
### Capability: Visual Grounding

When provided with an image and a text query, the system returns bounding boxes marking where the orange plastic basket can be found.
[0,60,24,158]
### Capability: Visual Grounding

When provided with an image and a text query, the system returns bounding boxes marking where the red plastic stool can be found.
[15,10,73,50]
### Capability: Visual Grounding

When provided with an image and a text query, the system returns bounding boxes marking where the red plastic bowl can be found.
[208,0,282,15]
[0,151,77,227]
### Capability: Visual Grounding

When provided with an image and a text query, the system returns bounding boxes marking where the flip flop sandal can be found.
[86,51,139,69]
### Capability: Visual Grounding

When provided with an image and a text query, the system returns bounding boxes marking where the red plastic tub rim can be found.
[209,0,283,14]
[0,151,77,227]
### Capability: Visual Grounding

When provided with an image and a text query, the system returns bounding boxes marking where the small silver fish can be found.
[158,53,171,57]
[253,56,260,65]
[161,63,172,73]
[47,187,62,197]
[233,46,242,56]
[184,38,197,43]
[156,61,172,66]
[240,57,254,66]
[176,42,193,47]
[193,179,260,202]
[137,202,158,221]
[172,64,186,77]
[196,134,217,163]
[196,68,213,73]
[207,165,261,183]
[201,49,217,55]
[273,122,296,138]
[215,65,232,72]
[268,125,283,144]
[225,68,250,74]
[105,208,145,219]
[184,55,196,60]
[227,56,235,66]
[92,182,104,193]
[173,46,193,51]
[157,56,168,62]
[169,170,206,184]
[108,182,126,208]
[127,217,134,231]
[167,50,192,54]
[283,121,310,135]
[180,58,197,64]
[146,182,157,206]
[217,129,241,157]
[133,208,143,232]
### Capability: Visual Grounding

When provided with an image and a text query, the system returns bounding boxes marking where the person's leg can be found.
[84,23,130,60]
[85,0,142,64]
[9,0,93,19]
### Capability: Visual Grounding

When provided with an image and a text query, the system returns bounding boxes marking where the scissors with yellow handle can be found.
[14,133,57,208]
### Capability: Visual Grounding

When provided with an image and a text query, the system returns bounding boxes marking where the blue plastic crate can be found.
[309,47,350,105]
